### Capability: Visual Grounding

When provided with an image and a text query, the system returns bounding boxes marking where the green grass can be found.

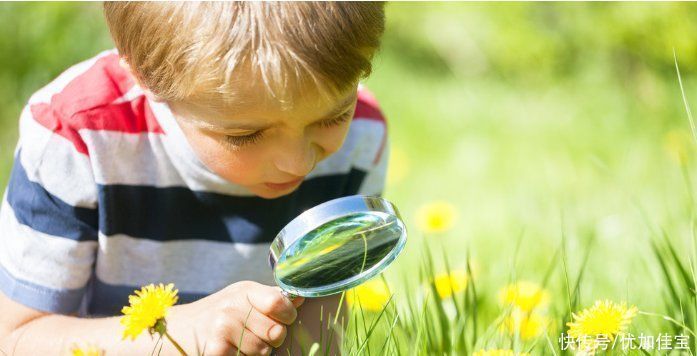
[4,2,697,355]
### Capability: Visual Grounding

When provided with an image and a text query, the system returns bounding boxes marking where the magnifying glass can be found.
[268,195,407,298]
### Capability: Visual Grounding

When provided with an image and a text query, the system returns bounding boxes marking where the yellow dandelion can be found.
[433,269,468,299]
[567,300,638,351]
[386,146,410,185]
[472,349,530,356]
[70,344,104,356]
[346,278,391,312]
[498,281,550,313]
[416,201,457,234]
[500,310,549,340]
[120,283,179,340]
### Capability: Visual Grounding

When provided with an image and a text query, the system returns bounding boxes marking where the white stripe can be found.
[81,130,254,195]
[17,105,53,165]
[18,109,97,208]
[95,234,274,294]
[358,137,389,196]
[81,130,185,188]
[0,199,97,290]
[325,119,385,172]
[28,50,116,105]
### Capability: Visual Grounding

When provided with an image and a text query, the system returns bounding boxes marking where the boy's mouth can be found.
[264,177,304,191]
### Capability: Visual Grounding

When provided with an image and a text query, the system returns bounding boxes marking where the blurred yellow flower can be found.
[346,278,391,312]
[500,310,549,340]
[120,283,179,340]
[472,349,530,356]
[567,300,638,352]
[386,146,410,185]
[433,269,468,299]
[70,344,104,356]
[416,201,457,234]
[498,281,550,313]
[664,129,692,165]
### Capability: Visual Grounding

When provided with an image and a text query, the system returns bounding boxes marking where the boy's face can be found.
[167,85,358,199]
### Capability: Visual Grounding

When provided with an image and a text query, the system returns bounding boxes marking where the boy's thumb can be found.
[290,295,305,308]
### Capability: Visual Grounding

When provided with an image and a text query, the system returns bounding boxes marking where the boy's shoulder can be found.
[25,50,161,156]
[350,86,388,168]
[30,50,135,116]
[355,85,385,124]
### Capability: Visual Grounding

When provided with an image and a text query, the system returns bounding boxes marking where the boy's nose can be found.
[274,139,319,178]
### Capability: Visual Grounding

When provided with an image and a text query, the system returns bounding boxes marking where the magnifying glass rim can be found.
[268,195,407,297]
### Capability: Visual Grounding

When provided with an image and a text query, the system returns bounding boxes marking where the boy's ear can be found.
[118,57,165,103]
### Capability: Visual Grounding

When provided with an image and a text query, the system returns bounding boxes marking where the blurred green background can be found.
[3,1,697,332]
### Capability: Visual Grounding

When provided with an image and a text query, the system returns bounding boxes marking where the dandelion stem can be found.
[163,331,188,356]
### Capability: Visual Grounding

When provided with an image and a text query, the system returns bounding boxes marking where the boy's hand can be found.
[174,281,304,356]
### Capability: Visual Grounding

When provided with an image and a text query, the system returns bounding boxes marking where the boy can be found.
[0,2,387,355]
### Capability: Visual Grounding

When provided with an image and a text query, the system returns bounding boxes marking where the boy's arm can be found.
[0,282,305,355]
[0,291,219,355]
[0,291,187,355]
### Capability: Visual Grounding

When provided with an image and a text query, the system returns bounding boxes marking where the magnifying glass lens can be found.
[275,211,405,294]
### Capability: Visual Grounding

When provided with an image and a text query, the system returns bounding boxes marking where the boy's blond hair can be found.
[103,2,385,109]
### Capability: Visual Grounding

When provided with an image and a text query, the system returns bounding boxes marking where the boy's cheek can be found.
[316,125,351,157]
[184,130,267,186]
[204,148,262,185]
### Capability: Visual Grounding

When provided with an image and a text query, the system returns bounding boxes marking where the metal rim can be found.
[268,195,407,297]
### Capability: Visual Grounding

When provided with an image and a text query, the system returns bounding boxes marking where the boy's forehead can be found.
[172,87,358,131]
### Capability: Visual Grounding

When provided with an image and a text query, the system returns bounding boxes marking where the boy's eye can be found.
[221,112,351,148]
[224,131,264,147]
[318,112,352,129]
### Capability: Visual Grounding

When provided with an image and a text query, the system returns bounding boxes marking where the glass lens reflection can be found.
[275,212,405,292]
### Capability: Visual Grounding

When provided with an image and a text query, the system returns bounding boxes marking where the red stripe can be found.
[73,97,163,133]
[30,97,164,156]
[353,88,385,123]
[44,52,163,133]
[28,53,166,155]
[30,103,89,155]
[51,53,135,116]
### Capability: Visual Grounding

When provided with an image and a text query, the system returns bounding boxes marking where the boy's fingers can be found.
[235,328,271,356]
[290,295,305,308]
[215,317,271,356]
[204,340,241,356]
[243,308,288,348]
[247,286,298,324]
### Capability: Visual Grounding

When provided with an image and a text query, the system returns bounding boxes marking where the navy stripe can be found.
[0,261,87,314]
[98,168,367,244]
[88,278,206,316]
[6,154,98,242]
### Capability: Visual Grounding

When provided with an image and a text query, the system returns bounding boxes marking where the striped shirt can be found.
[0,50,388,316]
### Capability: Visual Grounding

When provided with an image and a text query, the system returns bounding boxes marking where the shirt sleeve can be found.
[352,86,389,197]
[0,103,99,314]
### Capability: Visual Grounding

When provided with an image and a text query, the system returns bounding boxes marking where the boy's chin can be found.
[249,184,300,199]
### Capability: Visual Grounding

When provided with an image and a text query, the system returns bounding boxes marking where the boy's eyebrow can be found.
[213,94,358,131]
